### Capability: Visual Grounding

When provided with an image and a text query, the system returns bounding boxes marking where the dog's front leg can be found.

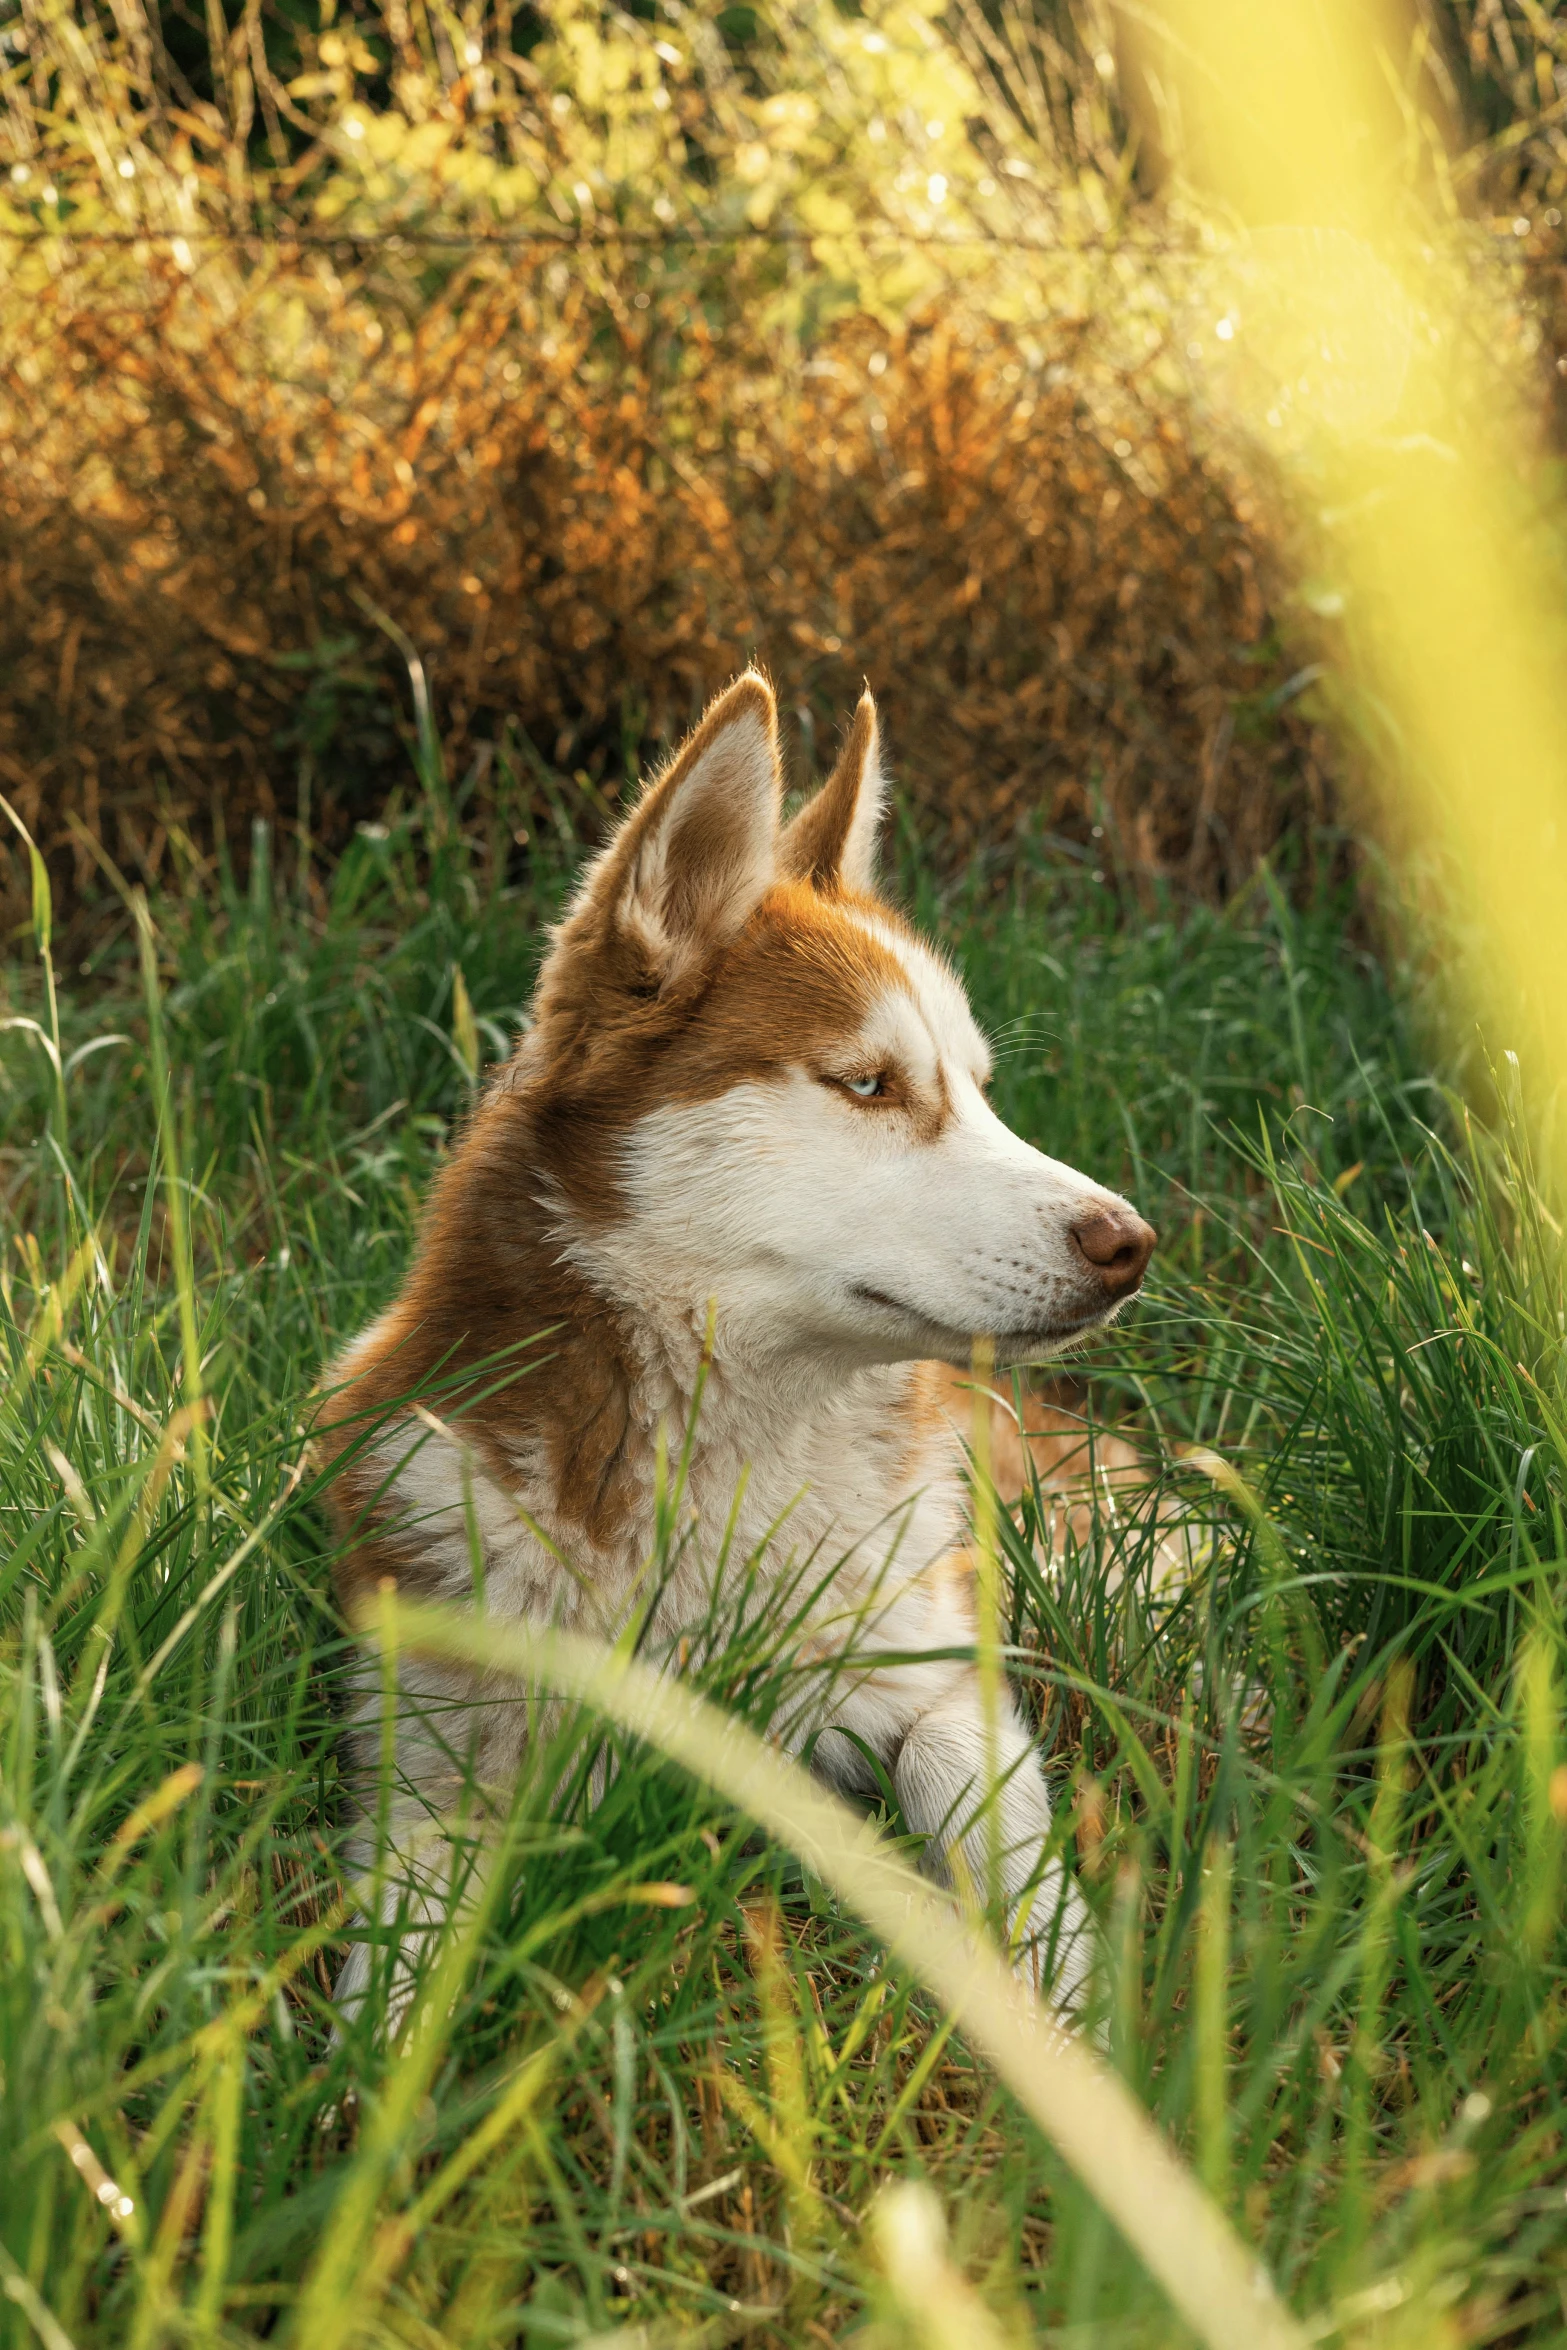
[333,1654,516,2041]
[892,1681,1098,2018]
[334,1796,487,2040]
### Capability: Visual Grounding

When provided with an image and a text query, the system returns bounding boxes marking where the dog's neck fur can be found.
[332,1069,955,1614]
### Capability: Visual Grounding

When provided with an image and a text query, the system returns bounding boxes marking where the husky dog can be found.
[317,673,1155,2025]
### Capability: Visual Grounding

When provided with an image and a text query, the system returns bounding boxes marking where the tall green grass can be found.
[4,742,1567,2344]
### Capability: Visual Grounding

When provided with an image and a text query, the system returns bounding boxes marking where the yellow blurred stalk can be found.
[1140,0,1567,1149]
[872,2180,1015,2350]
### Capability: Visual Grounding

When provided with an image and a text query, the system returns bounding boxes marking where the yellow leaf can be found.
[452,965,479,1081]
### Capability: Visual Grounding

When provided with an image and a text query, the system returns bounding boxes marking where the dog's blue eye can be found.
[844,1074,884,1099]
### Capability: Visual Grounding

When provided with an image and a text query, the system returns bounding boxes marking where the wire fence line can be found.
[0,220,1152,254]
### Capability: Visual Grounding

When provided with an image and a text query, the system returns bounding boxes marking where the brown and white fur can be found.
[316,673,1156,2028]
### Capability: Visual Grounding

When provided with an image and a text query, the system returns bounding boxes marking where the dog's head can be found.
[519,672,1154,1368]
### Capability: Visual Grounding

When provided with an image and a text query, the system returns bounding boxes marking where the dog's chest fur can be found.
[362,1301,967,1659]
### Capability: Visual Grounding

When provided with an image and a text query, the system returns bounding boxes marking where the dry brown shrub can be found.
[2,234,1329,920]
[15,0,1567,924]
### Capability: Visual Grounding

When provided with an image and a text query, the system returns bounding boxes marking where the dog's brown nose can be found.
[1071,1208,1157,1300]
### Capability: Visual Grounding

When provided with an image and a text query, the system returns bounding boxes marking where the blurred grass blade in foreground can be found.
[370,1598,1308,2350]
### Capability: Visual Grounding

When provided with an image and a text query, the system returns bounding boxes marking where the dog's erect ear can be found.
[598,672,780,977]
[779,689,885,894]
